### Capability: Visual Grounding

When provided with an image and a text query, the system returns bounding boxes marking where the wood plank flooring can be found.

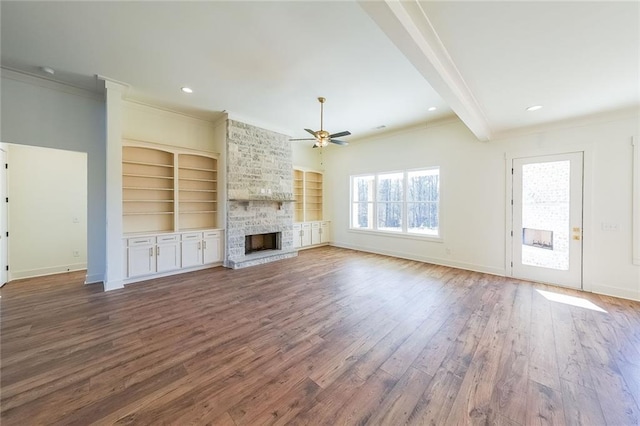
[2,246,639,425]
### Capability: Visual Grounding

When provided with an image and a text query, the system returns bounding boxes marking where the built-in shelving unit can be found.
[293,169,304,222]
[123,147,175,234]
[178,154,217,231]
[123,144,218,234]
[304,171,323,222]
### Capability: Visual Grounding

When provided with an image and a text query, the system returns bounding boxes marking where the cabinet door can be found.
[128,245,155,277]
[293,224,302,249]
[311,222,321,245]
[203,236,221,264]
[301,223,312,247]
[181,240,203,268]
[320,222,330,244]
[156,242,180,273]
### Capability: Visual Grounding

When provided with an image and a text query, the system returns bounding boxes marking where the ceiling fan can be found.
[290,97,351,148]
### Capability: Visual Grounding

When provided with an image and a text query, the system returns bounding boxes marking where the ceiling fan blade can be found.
[330,139,349,146]
[289,138,316,141]
[304,128,317,137]
[329,130,351,138]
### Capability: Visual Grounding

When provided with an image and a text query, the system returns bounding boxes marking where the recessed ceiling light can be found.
[526,105,543,112]
[41,66,55,75]
[181,87,193,94]
[427,106,437,112]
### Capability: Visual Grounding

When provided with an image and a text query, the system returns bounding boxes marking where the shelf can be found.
[123,160,173,168]
[178,166,216,172]
[124,212,175,216]
[179,177,217,182]
[123,187,174,191]
[180,211,217,214]
[124,200,174,203]
[179,189,217,193]
[179,200,216,204]
[123,173,174,180]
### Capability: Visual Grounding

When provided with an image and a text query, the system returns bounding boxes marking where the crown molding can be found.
[1,67,104,102]
[360,0,492,141]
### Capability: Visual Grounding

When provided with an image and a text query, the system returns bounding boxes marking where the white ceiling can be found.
[1,1,638,142]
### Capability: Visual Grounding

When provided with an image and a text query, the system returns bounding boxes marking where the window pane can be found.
[408,169,439,202]
[377,172,403,202]
[377,202,402,232]
[353,175,374,202]
[352,203,373,229]
[408,202,439,235]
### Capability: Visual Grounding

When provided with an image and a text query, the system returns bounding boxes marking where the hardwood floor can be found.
[2,246,639,425]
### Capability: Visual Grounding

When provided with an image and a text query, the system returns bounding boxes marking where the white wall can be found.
[0,69,106,284]
[324,113,640,301]
[7,144,87,279]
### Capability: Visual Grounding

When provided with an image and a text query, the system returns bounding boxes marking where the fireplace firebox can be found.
[245,232,281,255]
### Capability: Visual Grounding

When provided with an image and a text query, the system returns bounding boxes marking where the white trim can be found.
[1,67,104,101]
[590,283,640,302]
[122,138,219,158]
[103,280,124,292]
[331,242,504,277]
[347,228,443,243]
[226,112,293,137]
[9,264,87,281]
[85,273,104,285]
[505,147,592,292]
[633,136,640,265]
[121,263,222,286]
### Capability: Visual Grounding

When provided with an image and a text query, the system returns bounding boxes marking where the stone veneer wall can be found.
[225,119,296,268]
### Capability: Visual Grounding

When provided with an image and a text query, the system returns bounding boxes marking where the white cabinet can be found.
[125,229,224,282]
[156,235,180,273]
[320,221,330,244]
[127,235,181,278]
[128,238,156,278]
[203,231,222,264]
[181,231,223,267]
[294,221,330,249]
[301,223,312,246]
[181,232,203,268]
[293,224,302,249]
[311,222,321,245]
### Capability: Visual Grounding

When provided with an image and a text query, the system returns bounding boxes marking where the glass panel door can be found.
[512,152,583,288]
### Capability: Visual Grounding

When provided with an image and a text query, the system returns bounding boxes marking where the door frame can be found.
[505,145,594,292]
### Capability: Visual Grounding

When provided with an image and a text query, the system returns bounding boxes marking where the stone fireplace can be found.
[225,119,297,269]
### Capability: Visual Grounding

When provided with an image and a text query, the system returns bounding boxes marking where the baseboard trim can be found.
[121,263,222,287]
[84,273,104,285]
[104,279,124,292]
[330,242,505,277]
[590,284,640,302]
[9,264,87,281]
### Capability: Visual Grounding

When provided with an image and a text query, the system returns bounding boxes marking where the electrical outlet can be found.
[73,250,80,257]
[601,222,619,232]
[72,217,79,223]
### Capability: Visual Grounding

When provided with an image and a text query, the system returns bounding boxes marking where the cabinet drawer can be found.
[157,234,179,243]
[128,237,155,246]
[203,230,220,239]
[312,222,320,228]
[302,223,311,230]
[181,232,202,241]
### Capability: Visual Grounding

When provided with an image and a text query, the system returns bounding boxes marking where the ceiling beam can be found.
[360,0,492,141]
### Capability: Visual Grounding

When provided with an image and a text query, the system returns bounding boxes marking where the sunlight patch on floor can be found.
[536,289,607,313]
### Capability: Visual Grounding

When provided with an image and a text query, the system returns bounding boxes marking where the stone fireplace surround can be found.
[225,120,297,269]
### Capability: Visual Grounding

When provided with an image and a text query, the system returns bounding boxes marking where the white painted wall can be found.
[123,100,218,153]
[324,113,640,301]
[7,144,87,279]
[0,69,106,284]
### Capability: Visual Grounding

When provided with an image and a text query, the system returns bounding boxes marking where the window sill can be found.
[348,228,444,243]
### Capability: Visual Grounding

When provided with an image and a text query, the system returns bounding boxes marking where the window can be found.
[350,167,440,238]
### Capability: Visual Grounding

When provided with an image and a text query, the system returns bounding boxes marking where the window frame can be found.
[349,166,442,241]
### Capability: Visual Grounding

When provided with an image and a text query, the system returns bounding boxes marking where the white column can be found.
[101,77,128,291]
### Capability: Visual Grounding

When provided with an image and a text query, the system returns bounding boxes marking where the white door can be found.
[128,244,156,278]
[0,148,7,286]
[203,236,220,264]
[156,242,180,273]
[512,152,583,289]
[181,240,202,268]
